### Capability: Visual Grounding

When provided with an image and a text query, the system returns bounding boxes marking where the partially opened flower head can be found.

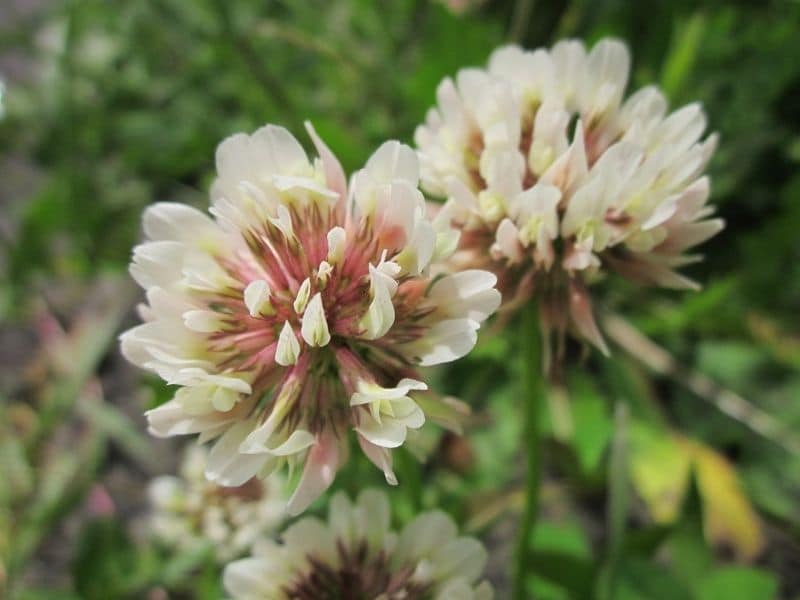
[415,38,723,358]
[121,123,500,514]
[148,445,286,561]
[223,489,493,599]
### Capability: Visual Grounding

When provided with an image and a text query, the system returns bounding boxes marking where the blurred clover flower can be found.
[415,38,723,359]
[223,489,493,599]
[121,123,500,515]
[148,445,287,562]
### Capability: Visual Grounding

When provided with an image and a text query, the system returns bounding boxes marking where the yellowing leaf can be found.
[685,440,765,561]
[628,423,765,562]
[629,422,692,523]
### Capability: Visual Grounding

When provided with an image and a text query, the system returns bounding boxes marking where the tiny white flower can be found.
[147,446,287,563]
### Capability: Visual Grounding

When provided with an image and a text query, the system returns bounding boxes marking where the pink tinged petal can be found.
[286,431,341,516]
[641,196,679,231]
[305,121,347,199]
[562,239,600,271]
[243,279,274,317]
[661,219,725,253]
[275,321,301,366]
[358,435,398,485]
[493,218,525,262]
[414,318,480,366]
[300,293,331,347]
[672,177,711,221]
[206,421,269,486]
[568,279,609,355]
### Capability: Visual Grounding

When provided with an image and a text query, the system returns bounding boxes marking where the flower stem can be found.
[512,301,544,599]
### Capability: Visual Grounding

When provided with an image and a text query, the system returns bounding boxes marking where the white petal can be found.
[267,430,315,456]
[428,270,501,322]
[358,436,398,485]
[411,319,480,367]
[243,279,273,317]
[142,202,220,245]
[364,140,420,186]
[275,322,301,366]
[326,226,347,264]
[286,432,340,516]
[300,293,331,347]
[358,265,396,340]
[205,422,267,486]
[355,417,408,448]
[182,310,222,333]
[395,511,458,565]
[293,278,311,314]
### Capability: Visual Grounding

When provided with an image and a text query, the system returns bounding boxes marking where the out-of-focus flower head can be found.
[148,445,287,562]
[415,38,723,359]
[223,489,493,599]
[121,123,500,514]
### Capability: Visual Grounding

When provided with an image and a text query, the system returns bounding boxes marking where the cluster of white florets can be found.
[416,38,722,353]
[121,123,500,514]
[223,489,493,599]
[147,445,286,562]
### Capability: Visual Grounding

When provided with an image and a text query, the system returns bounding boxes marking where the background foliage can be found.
[1,0,799,598]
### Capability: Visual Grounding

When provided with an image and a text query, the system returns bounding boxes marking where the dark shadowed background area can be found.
[1,1,799,598]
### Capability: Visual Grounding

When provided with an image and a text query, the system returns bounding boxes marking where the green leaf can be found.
[669,474,714,583]
[530,551,595,599]
[696,567,778,600]
[569,377,613,475]
[72,518,154,599]
[614,558,694,600]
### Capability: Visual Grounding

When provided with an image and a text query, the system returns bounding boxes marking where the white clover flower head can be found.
[121,122,501,515]
[223,489,494,600]
[415,38,724,355]
[147,445,287,562]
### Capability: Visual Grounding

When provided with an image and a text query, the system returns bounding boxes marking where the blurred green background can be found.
[1,0,799,598]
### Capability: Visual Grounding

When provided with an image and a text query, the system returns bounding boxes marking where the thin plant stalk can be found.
[512,302,544,599]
